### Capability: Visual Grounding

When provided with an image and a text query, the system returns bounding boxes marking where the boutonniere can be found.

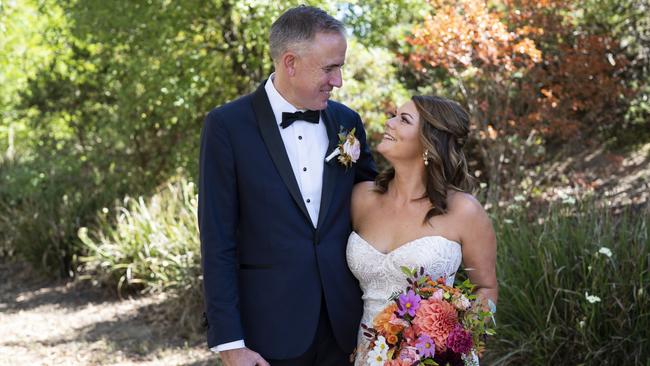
[325,127,360,168]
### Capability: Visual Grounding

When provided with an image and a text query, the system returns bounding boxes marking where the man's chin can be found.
[312,100,328,111]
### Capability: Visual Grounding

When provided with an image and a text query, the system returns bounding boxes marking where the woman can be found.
[347,96,497,365]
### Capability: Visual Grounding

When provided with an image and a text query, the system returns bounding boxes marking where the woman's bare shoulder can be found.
[351,181,380,225]
[352,181,378,206]
[447,191,486,219]
[447,191,495,244]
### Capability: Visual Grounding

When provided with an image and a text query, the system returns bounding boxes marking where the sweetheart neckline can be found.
[351,231,461,256]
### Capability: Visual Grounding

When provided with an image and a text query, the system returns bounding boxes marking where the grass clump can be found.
[486,202,649,365]
[79,177,203,332]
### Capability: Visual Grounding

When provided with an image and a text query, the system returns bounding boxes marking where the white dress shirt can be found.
[212,75,329,353]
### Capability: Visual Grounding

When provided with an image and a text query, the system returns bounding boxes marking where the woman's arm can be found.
[454,194,498,306]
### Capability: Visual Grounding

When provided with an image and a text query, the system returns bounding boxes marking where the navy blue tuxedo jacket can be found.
[198,82,377,359]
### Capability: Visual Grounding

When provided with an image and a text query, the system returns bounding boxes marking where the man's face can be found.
[290,32,347,110]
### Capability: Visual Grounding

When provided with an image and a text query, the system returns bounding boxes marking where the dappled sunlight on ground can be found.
[0,261,215,366]
[533,142,650,208]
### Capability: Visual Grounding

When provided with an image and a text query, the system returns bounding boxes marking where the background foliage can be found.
[488,202,649,365]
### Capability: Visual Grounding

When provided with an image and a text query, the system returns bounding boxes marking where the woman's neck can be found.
[388,162,427,204]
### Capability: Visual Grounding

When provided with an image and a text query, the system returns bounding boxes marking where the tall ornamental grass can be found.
[79,178,202,331]
[486,202,649,365]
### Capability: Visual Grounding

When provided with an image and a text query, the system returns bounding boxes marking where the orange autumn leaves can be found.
[408,0,541,74]
[406,0,628,141]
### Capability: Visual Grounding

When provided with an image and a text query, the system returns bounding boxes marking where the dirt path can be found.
[0,260,216,366]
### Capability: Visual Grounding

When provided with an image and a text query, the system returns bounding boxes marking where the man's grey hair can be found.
[269,5,345,63]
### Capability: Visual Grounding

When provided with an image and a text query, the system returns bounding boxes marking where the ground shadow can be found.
[0,259,120,313]
[1,258,208,361]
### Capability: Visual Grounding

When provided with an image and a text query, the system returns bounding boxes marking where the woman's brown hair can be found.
[375,95,475,223]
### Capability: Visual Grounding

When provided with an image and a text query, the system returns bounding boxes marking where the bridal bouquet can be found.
[361,267,495,366]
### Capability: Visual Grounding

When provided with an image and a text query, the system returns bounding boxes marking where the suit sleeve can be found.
[352,113,378,183]
[198,109,243,347]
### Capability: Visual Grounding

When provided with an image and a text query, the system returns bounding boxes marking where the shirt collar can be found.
[264,74,303,126]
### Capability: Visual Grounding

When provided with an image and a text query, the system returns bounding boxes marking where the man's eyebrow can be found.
[324,63,344,68]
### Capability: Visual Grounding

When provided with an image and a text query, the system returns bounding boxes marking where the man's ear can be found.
[282,52,298,77]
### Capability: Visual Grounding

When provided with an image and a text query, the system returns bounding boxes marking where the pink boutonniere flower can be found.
[325,127,360,168]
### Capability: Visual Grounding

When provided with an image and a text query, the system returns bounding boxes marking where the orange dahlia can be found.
[412,299,458,352]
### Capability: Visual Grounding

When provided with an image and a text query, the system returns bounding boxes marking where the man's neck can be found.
[272,73,305,110]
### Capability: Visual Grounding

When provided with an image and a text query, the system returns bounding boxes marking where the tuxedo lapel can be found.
[317,107,342,229]
[252,84,312,225]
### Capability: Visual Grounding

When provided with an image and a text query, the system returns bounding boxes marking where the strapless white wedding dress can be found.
[346,231,468,365]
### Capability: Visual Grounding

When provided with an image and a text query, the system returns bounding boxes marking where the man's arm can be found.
[198,110,244,347]
[352,113,378,182]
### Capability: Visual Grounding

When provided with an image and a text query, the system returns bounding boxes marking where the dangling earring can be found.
[423,150,429,166]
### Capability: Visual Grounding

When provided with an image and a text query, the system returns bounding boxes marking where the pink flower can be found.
[389,314,410,328]
[342,137,360,161]
[412,299,458,352]
[446,324,473,355]
[402,324,417,344]
[451,293,471,311]
[398,346,419,361]
[385,359,414,366]
[430,289,444,302]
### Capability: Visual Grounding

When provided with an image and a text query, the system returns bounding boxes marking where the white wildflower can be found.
[598,247,612,258]
[585,292,601,304]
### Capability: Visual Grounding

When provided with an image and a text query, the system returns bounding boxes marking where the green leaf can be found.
[401,266,415,278]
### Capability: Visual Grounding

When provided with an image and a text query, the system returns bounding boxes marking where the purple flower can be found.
[446,324,473,355]
[397,290,421,317]
[415,334,436,358]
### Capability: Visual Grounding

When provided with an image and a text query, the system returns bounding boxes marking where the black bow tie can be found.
[280,110,320,129]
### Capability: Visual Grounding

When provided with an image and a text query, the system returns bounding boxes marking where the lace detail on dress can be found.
[346,231,464,365]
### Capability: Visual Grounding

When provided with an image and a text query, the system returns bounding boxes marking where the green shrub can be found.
[78,177,202,331]
[0,155,122,276]
[486,202,650,365]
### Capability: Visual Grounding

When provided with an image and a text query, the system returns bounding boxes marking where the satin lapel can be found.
[317,107,342,229]
[252,84,312,225]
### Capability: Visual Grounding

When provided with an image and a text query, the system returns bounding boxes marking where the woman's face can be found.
[377,100,424,163]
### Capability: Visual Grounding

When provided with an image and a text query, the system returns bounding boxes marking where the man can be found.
[198,5,377,366]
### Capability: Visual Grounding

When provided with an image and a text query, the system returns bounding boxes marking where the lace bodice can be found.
[346,231,463,365]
